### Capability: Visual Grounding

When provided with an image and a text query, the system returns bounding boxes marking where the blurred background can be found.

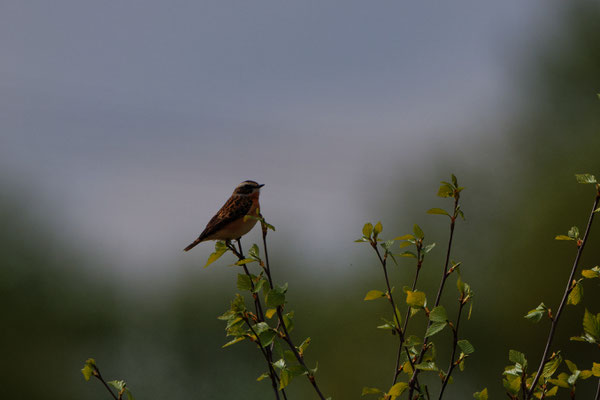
[2,0,600,398]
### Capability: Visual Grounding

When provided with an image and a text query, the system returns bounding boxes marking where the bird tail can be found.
[184,238,202,252]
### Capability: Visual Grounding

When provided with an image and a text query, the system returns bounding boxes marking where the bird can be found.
[183,180,265,252]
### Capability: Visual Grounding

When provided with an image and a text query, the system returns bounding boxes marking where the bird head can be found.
[233,180,264,196]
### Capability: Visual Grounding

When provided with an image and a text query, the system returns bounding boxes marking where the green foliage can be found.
[473,388,488,400]
[405,290,426,308]
[575,173,597,184]
[205,241,229,267]
[524,303,548,323]
[81,358,96,381]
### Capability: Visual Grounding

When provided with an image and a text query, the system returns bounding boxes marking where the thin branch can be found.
[244,317,282,400]
[408,195,460,398]
[227,239,287,400]
[526,191,600,399]
[393,244,424,384]
[260,224,328,400]
[92,366,118,400]
[595,377,600,400]
[438,297,466,399]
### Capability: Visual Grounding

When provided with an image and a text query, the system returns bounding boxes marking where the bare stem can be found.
[594,377,600,400]
[261,224,328,400]
[526,191,600,399]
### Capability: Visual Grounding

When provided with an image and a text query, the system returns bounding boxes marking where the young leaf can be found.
[388,382,408,398]
[429,306,448,322]
[81,358,96,381]
[364,290,385,301]
[583,309,600,340]
[458,340,475,355]
[362,223,373,239]
[592,362,600,377]
[222,337,245,348]
[581,266,600,279]
[265,308,277,319]
[425,321,447,338]
[373,221,383,237]
[413,224,424,239]
[427,208,449,216]
[567,282,583,305]
[509,349,527,368]
[265,285,287,307]
[541,354,562,378]
[205,241,229,268]
[568,226,580,239]
[361,387,382,396]
[236,273,253,291]
[525,303,547,323]
[554,235,574,241]
[473,388,488,400]
[405,290,426,308]
[575,173,597,184]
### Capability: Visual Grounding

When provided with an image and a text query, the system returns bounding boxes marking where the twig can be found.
[594,377,600,400]
[243,317,283,400]
[91,365,118,400]
[408,194,460,398]
[438,296,466,399]
[227,239,287,400]
[260,224,328,400]
[371,242,420,391]
[526,190,600,399]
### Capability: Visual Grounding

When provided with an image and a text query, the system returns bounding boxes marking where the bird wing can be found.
[198,195,254,241]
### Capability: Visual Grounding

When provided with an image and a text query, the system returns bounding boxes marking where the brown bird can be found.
[183,180,264,251]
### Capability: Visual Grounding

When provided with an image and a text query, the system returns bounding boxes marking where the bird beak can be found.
[258,184,265,188]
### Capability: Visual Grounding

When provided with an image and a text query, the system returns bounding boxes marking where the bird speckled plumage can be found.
[183,180,264,252]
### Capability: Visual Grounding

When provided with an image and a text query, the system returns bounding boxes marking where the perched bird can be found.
[183,180,265,252]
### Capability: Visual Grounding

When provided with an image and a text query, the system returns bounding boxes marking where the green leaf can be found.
[373,221,383,237]
[265,285,287,307]
[542,354,562,378]
[575,173,597,184]
[458,340,475,355]
[256,372,270,381]
[423,243,436,254]
[509,349,527,368]
[265,308,277,319]
[564,359,577,374]
[583,309,600,340]
[399,251,417,258]
[222,337,245,348]
[234,258,255,266]
[425,322,447,338]
[568,226,580,239]
[394,234,414,241]
[414,361,438,371]
[364,290,385,301]
[438,184,453,198]
[361,387,382,396]
[259,330,277,347]
[362,223,373,239]
[205,241,229,267]
[248,244,260,260]
[548,372,570,388]
[298,337,311,355]
[237,273,253,291]
[545,386,558,397]
[525,303,547,323]
[592,362,600,377]
[429,306,448,322]
[473,388,488,400]
[405,290,426,308]
[503,375,520,395]
[279,369,290,390]
[108,380,126,392]
[427,208,449,216]
[581,266,600,279]
[554,235,574,241]
[413,224,424,239]
[388,382,409,398]
[81,358,96,381]
[567,282,583,305]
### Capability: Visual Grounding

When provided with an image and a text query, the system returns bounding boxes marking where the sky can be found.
[1,1,565,277]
